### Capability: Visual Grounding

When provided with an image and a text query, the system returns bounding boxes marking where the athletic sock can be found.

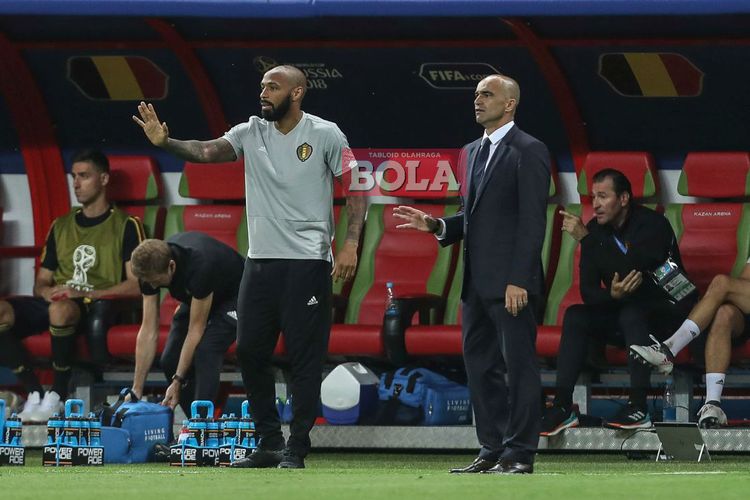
[50,324,76,399]
[705,372,726,404]
[664,319,701,356]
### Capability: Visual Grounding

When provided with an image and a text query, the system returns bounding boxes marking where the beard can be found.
[261,93,292,121]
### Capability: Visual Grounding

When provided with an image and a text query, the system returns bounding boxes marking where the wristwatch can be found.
[171,373,187,387]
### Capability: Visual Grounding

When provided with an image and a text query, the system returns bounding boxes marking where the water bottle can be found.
[4,413,22,446]
[47,413,65,445]
[222,414,239,445]
[79,415,90,447]
[385,281,397,317]
[663,377,676,422]
[206,418,220,448]
[88,413,101,447]
[177,420,191,444]
[239,401,255,448]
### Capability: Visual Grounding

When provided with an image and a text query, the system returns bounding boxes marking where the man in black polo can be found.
[129,233,243,415]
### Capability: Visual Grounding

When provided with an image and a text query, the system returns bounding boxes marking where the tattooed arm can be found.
[332,195,366,282]
[132,101,237,163]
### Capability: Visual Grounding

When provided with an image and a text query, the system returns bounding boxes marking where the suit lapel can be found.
[471,126,518,213]
[464,139,482,206]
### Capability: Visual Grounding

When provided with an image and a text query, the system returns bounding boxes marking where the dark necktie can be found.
[472,138,491,193]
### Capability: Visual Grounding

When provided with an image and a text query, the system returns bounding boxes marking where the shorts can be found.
[4,296,86,338]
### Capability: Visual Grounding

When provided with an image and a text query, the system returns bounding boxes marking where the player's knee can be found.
[707,274,731,296]
[48,300,81,326]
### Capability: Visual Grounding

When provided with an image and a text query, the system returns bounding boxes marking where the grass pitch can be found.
[1,451,749,500]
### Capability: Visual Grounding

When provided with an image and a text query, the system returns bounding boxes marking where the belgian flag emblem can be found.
[599,53,703,97]
[67,56,168,101]
[297,143,313,162]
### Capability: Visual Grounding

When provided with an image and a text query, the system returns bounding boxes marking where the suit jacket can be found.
[441,125,551,300]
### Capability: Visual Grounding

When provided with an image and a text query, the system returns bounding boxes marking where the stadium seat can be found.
[108,155,166,239]
[332,203,457,360]
[402,157,561,360]
[577,152,659,203]
[678,152,750,199]
[666,152,750,366]
[404,201,563,359]
[107,161,252,360]
[667,152,750,293]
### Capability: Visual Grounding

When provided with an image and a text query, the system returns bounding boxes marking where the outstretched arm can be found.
[393,205,440,233]
[132,101,237,163]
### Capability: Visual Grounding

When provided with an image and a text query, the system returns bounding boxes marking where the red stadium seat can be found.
[108,155,166,238]
[107,161,249,361]
[331,204,457,358]
[667,153,750,366]
[405,202,563,359]
[577,152,659,203]
[678,152,750,199]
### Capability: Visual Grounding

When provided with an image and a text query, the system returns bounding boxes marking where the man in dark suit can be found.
[394,74,550,474]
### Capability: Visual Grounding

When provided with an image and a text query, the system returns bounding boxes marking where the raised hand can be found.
[132,101,169,147]
[559,210,589,241]
[610,270,643,299]
[393,206,439,233]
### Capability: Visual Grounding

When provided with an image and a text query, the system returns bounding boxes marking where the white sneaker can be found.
[697,402,727,428]
[18,391,41,422]
[30,391,63,423]
[629,334,675,375]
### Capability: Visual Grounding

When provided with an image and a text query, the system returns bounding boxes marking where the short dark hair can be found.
[71,149,109,174]
[130,239,172,279]
[592,168,633,199]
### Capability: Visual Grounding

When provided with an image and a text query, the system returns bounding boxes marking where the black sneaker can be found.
[540,404,579,437]
[230,448,284,468]
[152,442,171,462]
[277,448,305,469]
[605,403,652,430]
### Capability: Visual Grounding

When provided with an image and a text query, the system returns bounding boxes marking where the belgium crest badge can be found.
[296,142,313,162]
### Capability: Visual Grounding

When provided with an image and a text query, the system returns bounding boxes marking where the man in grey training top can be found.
[133,64,366,469]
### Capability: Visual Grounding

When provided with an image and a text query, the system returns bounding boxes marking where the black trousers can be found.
[160,299,237,417]
[554,299,694,410]
[462,285,541,465]
[236,258,331,457]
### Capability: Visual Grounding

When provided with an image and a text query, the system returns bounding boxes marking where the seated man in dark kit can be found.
[541,169,696,435]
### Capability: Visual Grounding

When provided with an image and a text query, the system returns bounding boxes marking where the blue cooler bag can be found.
[422,381,472,425]
[99,388,173,463]
[378,368,472,425]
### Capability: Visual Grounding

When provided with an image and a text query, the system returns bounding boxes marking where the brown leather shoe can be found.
[449,457,497,473]
[483,459,534,474]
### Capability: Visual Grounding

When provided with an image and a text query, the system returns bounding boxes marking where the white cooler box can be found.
[321,362,379,425]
